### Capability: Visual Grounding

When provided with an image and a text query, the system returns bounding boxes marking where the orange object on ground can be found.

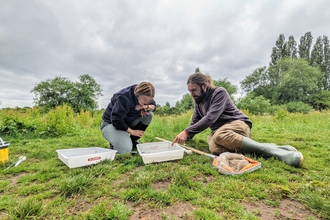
[156,137,261,175]
[212,152,261,175]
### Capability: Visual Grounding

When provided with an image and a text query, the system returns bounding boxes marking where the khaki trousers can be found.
[207,120,251,155]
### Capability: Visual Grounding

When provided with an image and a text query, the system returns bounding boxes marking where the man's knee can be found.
[214,130,235,145]
[213,130,242,151]
[208,134,230,155]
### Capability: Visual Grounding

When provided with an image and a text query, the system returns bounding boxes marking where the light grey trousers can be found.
[100,112,153,154]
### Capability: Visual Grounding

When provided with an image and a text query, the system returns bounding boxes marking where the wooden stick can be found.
[155,137,216,159]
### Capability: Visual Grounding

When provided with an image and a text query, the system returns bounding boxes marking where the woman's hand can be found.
[135,104,147,111]
[136,104,153,111]
[136,104,153,117]
[135,104,143,111]
[128,127,144,137]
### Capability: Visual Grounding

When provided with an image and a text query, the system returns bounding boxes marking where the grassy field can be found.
[0,109,329,219]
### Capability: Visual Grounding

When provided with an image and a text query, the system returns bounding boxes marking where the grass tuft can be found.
[59,174,93,198]
[8,197,45,220]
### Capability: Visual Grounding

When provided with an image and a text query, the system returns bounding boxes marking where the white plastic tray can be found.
[137,142,185,164]
[56,147,117,168]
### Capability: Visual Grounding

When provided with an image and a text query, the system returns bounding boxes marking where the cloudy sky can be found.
[1,0,329,109]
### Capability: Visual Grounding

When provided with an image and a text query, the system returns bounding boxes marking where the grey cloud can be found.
[1,0,330,109]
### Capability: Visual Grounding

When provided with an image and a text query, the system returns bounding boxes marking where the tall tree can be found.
[31,74,102,112]
[240,66,274,100]
[270,34,286,66]
[286,35,298,59]
[310,36,330,90]
[269,58,322,104]
[311,36,324,67]
[31,76,73,111]
[322,36,330,90]
[298,32,313,62]
[241,58,322,105]
[70,74,103,112]
[311,36,324,89]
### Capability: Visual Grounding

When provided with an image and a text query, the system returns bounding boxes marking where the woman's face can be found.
[137,95,153,106]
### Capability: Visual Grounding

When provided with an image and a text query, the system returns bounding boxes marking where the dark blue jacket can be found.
[102,84,156,131]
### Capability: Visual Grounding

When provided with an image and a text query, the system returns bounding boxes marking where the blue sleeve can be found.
[111,96,130,131]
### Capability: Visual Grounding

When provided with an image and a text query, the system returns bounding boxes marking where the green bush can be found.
[267,105,285,115]
[305,90,330,110]
[237,94,271,115]
[274,108,289,120]
[0,108,37,137]
[284,101,313,114]
[36,104,76,137]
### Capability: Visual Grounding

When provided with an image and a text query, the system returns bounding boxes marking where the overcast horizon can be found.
[1,0,330,109]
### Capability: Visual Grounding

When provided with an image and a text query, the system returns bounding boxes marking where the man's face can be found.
[187,82,206,104]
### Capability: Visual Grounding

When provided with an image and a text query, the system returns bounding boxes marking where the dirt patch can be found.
[152,180,170,191]
[243,198,323,219]
[10,173,27,184]
[65,197,94,216]
[128,202,196,220]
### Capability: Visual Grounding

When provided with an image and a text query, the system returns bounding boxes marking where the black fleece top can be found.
[102,84,156,131]
[185,87,252,137]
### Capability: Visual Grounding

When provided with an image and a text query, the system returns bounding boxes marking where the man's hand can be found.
[172,130,189,145]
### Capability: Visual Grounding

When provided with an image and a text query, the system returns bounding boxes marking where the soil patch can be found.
[152,180,170,191]
[128,202,196,220]
[243,198,323,219]
[10,173,28,184]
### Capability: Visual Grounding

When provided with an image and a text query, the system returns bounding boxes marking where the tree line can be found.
[238,32,330,114]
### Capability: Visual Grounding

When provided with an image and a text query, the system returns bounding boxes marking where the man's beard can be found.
[193,88,206,104]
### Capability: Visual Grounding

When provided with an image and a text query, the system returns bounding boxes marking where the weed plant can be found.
[0,107,329,219]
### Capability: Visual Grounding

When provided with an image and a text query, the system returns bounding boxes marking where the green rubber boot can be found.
[265,143,297,151]
[240,137,303,167]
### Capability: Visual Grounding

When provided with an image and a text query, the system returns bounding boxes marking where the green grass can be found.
[0,110,330,219]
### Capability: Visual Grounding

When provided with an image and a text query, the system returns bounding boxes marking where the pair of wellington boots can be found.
[240,137,303,168]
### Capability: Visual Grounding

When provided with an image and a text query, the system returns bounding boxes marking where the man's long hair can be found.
[187,72,215,88]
